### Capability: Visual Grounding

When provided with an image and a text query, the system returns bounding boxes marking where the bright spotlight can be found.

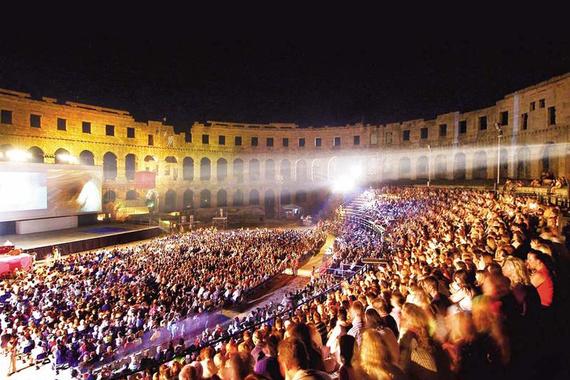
[332,176,355,194]
[6,149,31,162]
[350,165,364,179]
[56,153,78,164]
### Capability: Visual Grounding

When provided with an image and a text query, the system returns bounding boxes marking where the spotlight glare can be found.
[6,149,31,162]
[56,153,78,164]
[332,176,355,194]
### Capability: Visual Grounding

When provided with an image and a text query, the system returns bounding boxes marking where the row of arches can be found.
[3,144,560,182]
[103,188,307,214]
[386,146,554,180]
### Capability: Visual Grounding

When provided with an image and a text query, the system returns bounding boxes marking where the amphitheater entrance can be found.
[264,190,276,218]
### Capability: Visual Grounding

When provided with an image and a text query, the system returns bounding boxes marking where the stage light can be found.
[332,176,355,194]
[56,153,78,164]
[6,149,32,162]
[350,164,364,179]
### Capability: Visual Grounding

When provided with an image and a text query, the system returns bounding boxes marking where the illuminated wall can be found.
[0,73,569,216]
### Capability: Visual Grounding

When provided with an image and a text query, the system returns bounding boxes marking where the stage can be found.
[1,223,164,260]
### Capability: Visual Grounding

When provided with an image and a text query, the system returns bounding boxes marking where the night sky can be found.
[1,10,569,133]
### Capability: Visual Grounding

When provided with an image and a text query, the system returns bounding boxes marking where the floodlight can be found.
[6,149,31,162]
[331,176,355,194]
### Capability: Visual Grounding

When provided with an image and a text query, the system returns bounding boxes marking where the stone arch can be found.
[183,157,194,181]
[281,189,291,205]
[295,190,307,204]
[217,158,228,182]
[125,154,136,180]
[200,189,211,208]
[435,155,447,180]
[264,189,275,218]
[416,156,428,180]
[103,190,116,203]
[249,189,260,205]
[541,142,557,175]
[217,189,228,207]
[295,159,307,182]
[454,153,466,180]
[399,157,411,179]
[165,156,178,179]
[28,146,44,163]
[144,155,158,172]
[126,190,138,200]
[234,189,244,207]
[80,150,95,166]
[0,145,12,161]
[311,159,325,182]
[103,152,118,180]
[516,146,531,179]
[234,159,244,183]
[183,189,194,209]
[280,159,291,181]
[54,148,70,164]
[200,157,211,181]
[473,151,488,180]
[164,190,176,212]
[265,159,275,181]
[249,159,260,181]
[327,157,338,180]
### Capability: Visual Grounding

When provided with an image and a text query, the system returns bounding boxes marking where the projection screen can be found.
[0,162,103,222]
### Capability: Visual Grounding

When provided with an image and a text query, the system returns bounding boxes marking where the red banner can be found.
[135,171,156,189]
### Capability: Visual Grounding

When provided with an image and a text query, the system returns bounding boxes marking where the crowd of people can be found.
[0,228,325,376]
[98,187,568,380]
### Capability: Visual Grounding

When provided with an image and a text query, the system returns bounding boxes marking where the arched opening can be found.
[164,190,176,212]
[28,146,44,163]
[264,190,275,218]
[295,190,307,204]
[103,152,118,180]
[311,159,324,182]
[454,153,466,180]
[473,151,488,180]
[249,159,260,181]
[399,157,411,179]
[265,159,275,181]
[382,157,393,179]
[516,146,530,179]
[541,143,557,175]
[200,189,211,208]
[183,189,194,209]
[200,157,211,181]
[498,148,508,180]
[80,150,95,166]
[281,189,291,205]
[296,160,307,182]
[103,190,116,203]
[144,155,158,172]
[217,158,228,182]
[165,156,178,179]
[54,148,70,164]
[249,189,260,205]
[327,157,338,180]
[234,190,244,207]
[217,189,228,207]
[234,159,244,183]
[435,155,447,180]
[126,190,138,200]
[183,157,194,181]
[125,154,136,180]
[280,159,291,181]
[416,156,428,180]
[0,145,12,161]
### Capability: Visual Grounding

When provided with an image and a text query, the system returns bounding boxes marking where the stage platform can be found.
[1,223,164,260]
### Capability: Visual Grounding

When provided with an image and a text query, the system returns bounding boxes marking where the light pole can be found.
[427,144,432,187]
[495,123,504,186]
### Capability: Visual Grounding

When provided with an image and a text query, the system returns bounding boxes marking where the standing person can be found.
[6,336,17,377]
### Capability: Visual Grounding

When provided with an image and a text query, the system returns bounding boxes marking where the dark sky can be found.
[1,9,569,133]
